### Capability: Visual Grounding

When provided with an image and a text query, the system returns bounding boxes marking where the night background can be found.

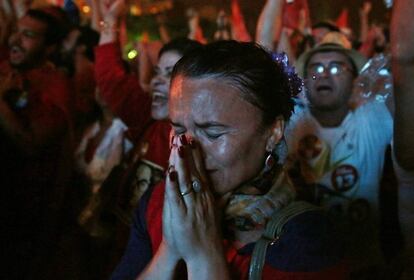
[36,0,391,41]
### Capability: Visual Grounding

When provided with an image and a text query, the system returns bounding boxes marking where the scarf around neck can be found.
[224,165,296,232]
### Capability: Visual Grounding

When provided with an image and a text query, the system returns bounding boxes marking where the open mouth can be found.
[316,85,332,92]
[151,91,168,106]
[9,46,25,61]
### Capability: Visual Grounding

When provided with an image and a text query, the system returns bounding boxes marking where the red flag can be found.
[336,8,349,29]
[231,0,251,42]
[283,0,310,30]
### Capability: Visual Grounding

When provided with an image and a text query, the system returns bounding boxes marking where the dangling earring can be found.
[248,148,279,194]
[264,137,288,171]
[264,152,276,173]
[240,139,286,195]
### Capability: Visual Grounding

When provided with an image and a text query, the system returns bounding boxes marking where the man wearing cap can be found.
[285,32,394,277]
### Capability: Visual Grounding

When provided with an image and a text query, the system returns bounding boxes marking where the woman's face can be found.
[169,76,276,196]
[150,50,182,120]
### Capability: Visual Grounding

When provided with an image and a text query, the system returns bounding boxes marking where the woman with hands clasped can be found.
[111,41,347,280]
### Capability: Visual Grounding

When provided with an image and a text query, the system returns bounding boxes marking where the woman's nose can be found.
[150,76,161,88]
[151,73,167,87]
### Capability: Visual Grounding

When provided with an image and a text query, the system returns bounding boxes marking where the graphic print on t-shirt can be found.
[289,134,359,203]
[331,164,359,192]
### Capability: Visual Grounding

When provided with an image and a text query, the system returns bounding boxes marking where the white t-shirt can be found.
[285,101,393,214]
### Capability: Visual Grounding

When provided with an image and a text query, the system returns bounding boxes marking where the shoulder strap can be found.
[248,201,321,280]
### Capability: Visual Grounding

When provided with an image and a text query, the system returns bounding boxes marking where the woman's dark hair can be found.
[76,26,100,62]
[158,38,203,58]
[171,40,299,126]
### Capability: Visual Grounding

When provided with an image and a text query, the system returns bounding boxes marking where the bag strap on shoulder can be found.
[248,201,321,280]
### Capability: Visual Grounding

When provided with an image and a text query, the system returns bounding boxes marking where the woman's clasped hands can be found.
[161,134,228,275]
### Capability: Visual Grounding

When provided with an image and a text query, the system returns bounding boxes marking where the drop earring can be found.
[264,152,275,172]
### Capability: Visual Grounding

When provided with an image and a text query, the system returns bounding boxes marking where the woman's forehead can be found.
[170,76,261,124]
[158,51,181,67]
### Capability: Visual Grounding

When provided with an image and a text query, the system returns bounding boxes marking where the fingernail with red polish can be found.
[189,139,196,149]
[179,134,188,146]
[178,146,185,158]
[170,135,175,147]
[169,170,177,182]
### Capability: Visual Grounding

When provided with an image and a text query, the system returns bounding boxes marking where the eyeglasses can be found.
[307,62,353,77]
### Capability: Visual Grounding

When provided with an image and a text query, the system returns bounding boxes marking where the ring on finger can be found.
[180,188,193,196]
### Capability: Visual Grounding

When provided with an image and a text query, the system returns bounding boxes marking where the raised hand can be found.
[97,0,127,44]
[186,8,206,43]
[360,1,373,17]
[13,0,32,19]
[100,0,126,26]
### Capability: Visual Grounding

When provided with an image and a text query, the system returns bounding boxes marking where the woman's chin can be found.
[150,107,168,120]
[208,174,238,197]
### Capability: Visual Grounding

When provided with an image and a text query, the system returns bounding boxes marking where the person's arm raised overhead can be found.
[97,0,125,46]
[256,0,284,51]
[90,0,102,32]
[13,0,32,19]
[94,0,152,135]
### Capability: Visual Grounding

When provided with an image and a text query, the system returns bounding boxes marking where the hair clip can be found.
[271,52,304,98]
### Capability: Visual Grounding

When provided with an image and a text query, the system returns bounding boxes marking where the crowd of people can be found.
[0,0,413,279]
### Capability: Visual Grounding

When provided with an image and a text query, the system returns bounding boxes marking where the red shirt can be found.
[94,43,170,169]
[0,60,74,277]
[0,60,74,179]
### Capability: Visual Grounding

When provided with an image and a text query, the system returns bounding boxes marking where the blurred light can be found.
[128,50,138,60]
[379,69,389,76]
[130,5,141,16]
[384,0,393,8]
[82,5,91,14]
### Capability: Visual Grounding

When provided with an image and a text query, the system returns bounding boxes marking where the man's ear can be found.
[265,116,285,152]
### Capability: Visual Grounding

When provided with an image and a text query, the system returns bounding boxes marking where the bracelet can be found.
[99,20,120,34]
